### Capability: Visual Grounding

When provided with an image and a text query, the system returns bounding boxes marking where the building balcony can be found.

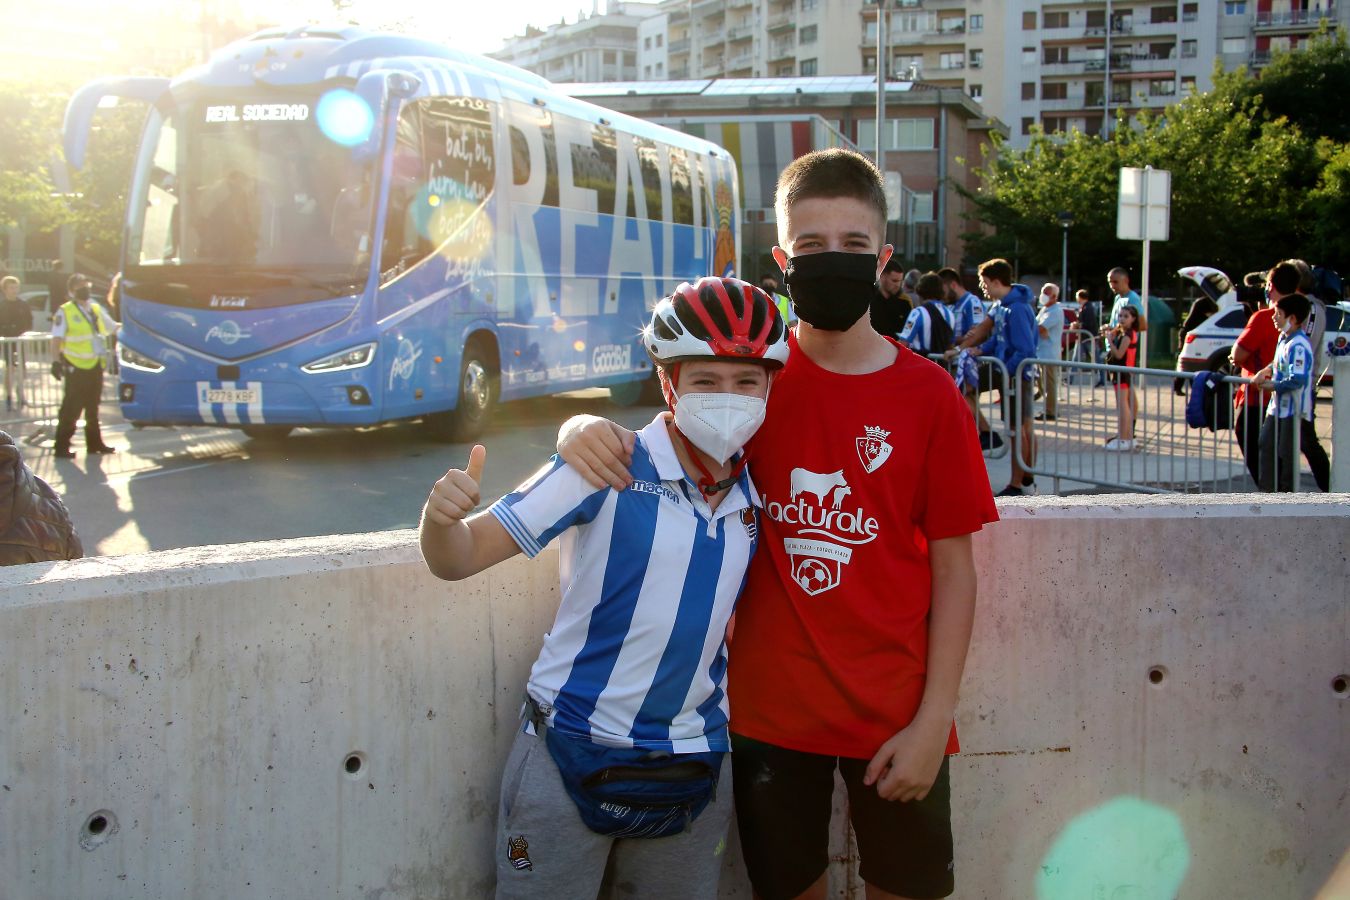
[727,22,755,42]
[669,7,689,23]
[768,39,795,61]
[669,38,691,54]
[767,12,794,32]
[670,66,690,79]
[1084,23,1134,37]
[691,0,723,11]
[1249,50,1272,67]
[727,51,753,69]
[728,0,754,8]
[703,28,725,43]
[1255,9,1338,30]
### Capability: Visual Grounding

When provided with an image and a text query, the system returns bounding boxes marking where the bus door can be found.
[376,93,498,421]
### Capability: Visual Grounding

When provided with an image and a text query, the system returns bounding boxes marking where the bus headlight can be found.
[118,343,165,373]
[300,342,376,374]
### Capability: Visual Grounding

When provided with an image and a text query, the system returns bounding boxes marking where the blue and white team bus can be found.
[63,25,740,439]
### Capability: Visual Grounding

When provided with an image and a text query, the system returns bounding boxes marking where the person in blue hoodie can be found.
[969,258,1039,497]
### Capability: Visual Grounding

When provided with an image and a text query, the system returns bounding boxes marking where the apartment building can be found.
[495,1,1345,149]
[487,2,658,83]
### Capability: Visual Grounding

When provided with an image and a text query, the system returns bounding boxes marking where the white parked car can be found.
[1175,265,1350,377]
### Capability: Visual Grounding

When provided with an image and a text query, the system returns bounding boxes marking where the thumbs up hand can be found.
[424,444,487,527]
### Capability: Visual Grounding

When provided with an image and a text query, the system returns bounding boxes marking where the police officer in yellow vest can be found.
[50,273,119,458]
[759,273,797,327]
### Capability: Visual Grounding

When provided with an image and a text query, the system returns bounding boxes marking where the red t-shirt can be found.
[729,336,999,759]
[1234,309,1278,407]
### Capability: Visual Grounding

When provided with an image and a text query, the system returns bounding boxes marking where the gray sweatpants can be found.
[494,724,732,900]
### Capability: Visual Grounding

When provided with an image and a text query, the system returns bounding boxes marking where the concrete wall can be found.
[1,495,1347,899]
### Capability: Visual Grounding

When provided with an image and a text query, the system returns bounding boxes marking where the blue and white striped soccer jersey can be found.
[1267,329,1315,421]
[953,290,986,341]
[488,415,760,753]
[898,302,956,354]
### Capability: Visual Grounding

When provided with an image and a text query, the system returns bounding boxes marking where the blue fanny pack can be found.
[534,703,723,839]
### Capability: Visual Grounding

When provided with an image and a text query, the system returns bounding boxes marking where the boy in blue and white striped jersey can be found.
[1251,269,1330,492]
[419,278,788,899]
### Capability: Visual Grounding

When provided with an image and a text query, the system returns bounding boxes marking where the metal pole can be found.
[1140,166,1151,367]
[875,2,885,165]
[1104,0,1113,138]
[1061,225,1069,298]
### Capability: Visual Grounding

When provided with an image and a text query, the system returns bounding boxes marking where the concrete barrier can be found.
[2,495,1347,899]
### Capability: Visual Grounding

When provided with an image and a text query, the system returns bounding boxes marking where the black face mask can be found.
[74,286,91,302]
[782,252,879,332]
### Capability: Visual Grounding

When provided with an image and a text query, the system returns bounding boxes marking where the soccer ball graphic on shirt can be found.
[793,557,836,595]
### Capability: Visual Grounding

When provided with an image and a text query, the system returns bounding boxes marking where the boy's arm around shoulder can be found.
[557,414,638,491]
[419,445,521,581]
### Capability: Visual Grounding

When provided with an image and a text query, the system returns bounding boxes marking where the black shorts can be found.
[731,734,954,899]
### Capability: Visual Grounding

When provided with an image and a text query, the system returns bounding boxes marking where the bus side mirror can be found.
[63,77,170,170]
[351,70,422,162]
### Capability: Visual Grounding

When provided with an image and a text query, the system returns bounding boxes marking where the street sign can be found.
[883,171,902,222]
[1117,167,1170,241]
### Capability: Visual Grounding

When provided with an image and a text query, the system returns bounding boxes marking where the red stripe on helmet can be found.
[683,277,767,359]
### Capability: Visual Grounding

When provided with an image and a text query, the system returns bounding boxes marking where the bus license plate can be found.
[202,388,259,404]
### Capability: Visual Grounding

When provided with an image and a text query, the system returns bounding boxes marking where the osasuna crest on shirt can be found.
[856,425,892,473]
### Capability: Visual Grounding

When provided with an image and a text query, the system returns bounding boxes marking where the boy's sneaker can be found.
[979,431,1004,450]
[996,485,1024,497]
[1104,438,1135,452]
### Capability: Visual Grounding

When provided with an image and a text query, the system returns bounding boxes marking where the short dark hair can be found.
[775,148,887,238]
[937,266,961,283]
[1267,261,1302,296]
[67,272,90,292]
[978,258,1013,286]
[882,256,905,275]
[1275,292,1311,324]
[916,272,944,301]
[1282,258,1316,294]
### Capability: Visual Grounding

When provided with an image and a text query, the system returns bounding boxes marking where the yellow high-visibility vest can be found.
[59,300,110,370]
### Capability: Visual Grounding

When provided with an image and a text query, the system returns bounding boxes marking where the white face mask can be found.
[672,390,768,465]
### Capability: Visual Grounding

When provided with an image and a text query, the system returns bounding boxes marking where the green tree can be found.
[1237,27,1350,145]
[0,84,68,235]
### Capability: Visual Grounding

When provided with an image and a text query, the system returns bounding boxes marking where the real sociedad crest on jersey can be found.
[855,425,893,473]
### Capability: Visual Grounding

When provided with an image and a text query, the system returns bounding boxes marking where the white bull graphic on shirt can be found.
[789,468,848,504]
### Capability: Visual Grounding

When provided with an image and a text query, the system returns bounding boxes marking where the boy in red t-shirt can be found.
[559,149,998,900]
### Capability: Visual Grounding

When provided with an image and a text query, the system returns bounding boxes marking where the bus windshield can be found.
[127,92,377,293]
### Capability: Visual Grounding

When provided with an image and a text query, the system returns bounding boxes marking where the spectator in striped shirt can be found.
[420,277,788,899]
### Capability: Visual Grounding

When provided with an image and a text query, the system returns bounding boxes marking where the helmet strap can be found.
[674,428,750,497]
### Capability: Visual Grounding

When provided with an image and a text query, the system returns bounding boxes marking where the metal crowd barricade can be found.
[928,352,1011,459]
[1,333,119,442]
[1012,357,1321,495]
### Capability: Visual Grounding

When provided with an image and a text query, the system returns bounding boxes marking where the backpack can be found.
[922,301,954,353]
[1185,371,1233,433]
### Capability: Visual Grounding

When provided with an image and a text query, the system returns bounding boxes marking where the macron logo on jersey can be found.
[629,480,680,504]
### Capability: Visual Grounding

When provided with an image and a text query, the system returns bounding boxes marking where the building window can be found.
[969,83,983,101]
[1023,11,1037,29]
[800,58,818,76]
[644,64,652,77]
[800,24,817,44]
[911,191,934,222]
[1151,5,1178,23]
[1022,116,1035,135]
[1224,1,1246,14]
[1022,81,1036,100]
[656,61,663,75]
[969,13,983,32]
[1149,78,1177,97]
[644,36,652,50]
[1022,47,1037,65]
[1044,46,1069,64]
[863,54,877,74]
[1044,11,1069,28]
[623,52,635,66]
[856,118,935,151]
[656,34,663,47]
[1043,81,1067,100]
[969,49,983,68]
[1181,76,1197,94]
[604,50,616,64]
[1222,36,1246,53]
[1182,2,1199,21]
[939,51,964,69]
[802,0,818,9]
[1086,9,1106,27]
[1182,39,1197,58]
[1043,115,1069,134]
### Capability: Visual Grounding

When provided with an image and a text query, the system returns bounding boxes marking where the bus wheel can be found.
[427,342,498,442]
[242,425,293,441]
